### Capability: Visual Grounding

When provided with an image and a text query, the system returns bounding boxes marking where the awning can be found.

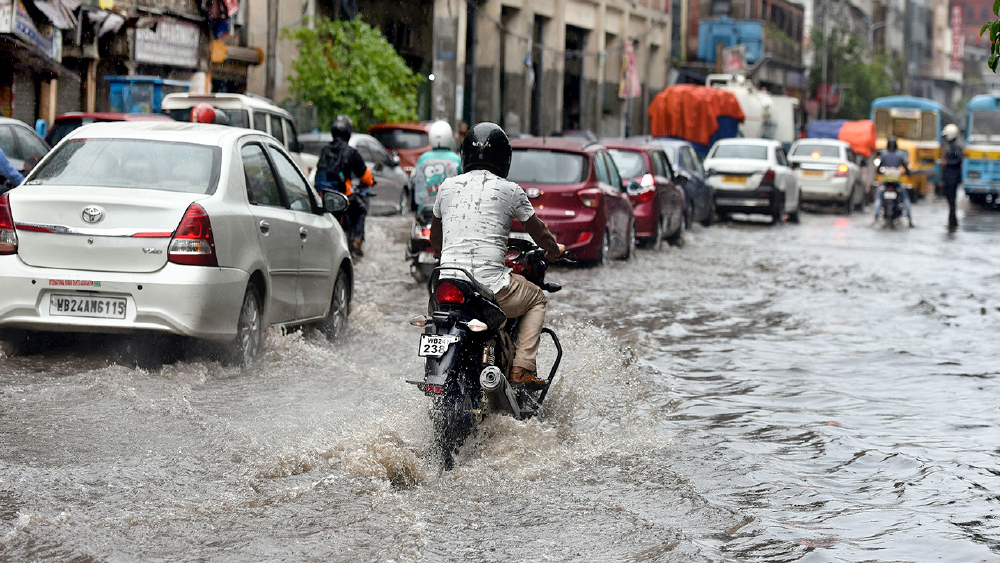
[0,35,74,78]
[23,0,80,30]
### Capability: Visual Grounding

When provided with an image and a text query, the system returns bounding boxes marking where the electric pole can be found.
[265,0,279,100]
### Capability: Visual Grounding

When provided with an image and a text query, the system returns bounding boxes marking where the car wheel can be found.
[648,214,665,251]
[684,201,694,230]
[228,282,264,366]
[789,197,801,224]
[398,187,410,215]
[320,270,351,340]
[700,198,715,227]
[667,214,685,247]
[843,187,855,215]
[622,222,637,260]
[771,193,785,225]
[594,229,611,267]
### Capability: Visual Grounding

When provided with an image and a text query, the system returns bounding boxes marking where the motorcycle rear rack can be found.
[537,327,562,405]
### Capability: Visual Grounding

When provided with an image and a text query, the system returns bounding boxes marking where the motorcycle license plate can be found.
[883,191,898,200]
[418,251,437,264]
[418,334,459,357]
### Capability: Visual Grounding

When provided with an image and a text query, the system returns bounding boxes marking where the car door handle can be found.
[300,227,308,240]
[259,220,270,234]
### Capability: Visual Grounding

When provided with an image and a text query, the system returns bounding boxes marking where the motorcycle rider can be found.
[939,124,963,232]
[190,103,230,125]
[0,145,24,193]
[316,114,375,256]
[872,136,914,228]
[430,122,564,387]
[411,120,462,209]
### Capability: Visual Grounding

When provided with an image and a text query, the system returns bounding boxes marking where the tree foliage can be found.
[982,0,1000,71]
[808,29,897,119]
[283,17,422,131]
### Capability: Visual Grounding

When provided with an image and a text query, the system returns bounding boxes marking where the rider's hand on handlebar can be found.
[545,244,566,262]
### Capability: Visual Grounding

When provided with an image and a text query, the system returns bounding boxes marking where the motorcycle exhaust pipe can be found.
[479,366,521,418]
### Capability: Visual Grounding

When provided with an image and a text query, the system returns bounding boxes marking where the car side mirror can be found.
[626,180,643,195]
[323,190,349,213]
[674,170,690,183]
[290,140,304,153]
[392,154,401,166]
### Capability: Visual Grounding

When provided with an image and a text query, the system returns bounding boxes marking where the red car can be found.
[368,122,436,178]
[603,140,687,248]
[508,137,636,265]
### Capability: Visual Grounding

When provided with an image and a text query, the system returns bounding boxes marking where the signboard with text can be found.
[0,0,61,61]
[135,18,200,68]
[951,5,964,72]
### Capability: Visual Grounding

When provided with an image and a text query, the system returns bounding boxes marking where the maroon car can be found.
[508,137,636,265]
[604,140,687,248]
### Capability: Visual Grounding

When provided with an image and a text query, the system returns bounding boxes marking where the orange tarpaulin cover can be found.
[648,84,745,147]
[838,120,877,157]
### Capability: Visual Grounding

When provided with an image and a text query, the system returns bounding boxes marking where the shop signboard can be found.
[0,0,60,61]
[135,18,200,68]
[0,0,12,33]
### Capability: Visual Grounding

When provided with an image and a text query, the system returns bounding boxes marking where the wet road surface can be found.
[2,195,1000,562]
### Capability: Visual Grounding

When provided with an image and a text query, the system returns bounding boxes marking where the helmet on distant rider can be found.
[331,114,354,141]
[886,136,898,152]
[942,124,960,141]
[461,122,511,178]
[191,103,217,124]
[428,120,454,150]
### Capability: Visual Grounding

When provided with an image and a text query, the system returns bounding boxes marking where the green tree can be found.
[283,17,422,130]
[809,29,896,119]
[983,0,1000,71]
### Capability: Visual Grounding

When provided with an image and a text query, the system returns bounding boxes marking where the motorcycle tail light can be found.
[0,194,16,255]
[168,203,218,267]
[836,164,849,177]
[435,281,465,304]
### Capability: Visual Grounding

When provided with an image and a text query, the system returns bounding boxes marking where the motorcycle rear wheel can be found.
[431,393,477,470]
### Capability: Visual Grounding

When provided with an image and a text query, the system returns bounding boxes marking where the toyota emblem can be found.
[81,206,104,224]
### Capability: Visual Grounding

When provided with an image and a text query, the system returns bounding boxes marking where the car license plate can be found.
[883,191,898,200]
[722,175,747,184]
[418,251,437,264]
[49,294,127,319]
[803,170,824,177]
[418,334,459,357]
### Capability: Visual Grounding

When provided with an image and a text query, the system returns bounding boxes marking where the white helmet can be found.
[428,120,454,150]
[942,123,960,141]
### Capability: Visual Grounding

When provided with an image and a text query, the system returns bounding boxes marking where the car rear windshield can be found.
[791,144,841,158]
[508,149,588,184]
[608,149,648,178]
[711,144,769,160]
[27,138,221,194]
[371,129,428,150]
[163,108,250,128]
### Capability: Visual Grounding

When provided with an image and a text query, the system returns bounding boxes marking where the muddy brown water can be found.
[2,196,999,562]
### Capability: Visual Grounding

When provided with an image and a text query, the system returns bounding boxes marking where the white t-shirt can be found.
[433,169,536,293]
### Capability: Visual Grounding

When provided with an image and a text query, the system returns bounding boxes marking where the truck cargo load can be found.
[648,84,745,157]
[806,119,877,157]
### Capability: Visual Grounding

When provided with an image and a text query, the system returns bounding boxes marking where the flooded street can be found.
[3,195,1000,562]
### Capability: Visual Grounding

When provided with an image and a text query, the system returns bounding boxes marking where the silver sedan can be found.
[0,121,353,365]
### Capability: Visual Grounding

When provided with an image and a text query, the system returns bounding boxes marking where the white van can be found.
[161,93,318,176]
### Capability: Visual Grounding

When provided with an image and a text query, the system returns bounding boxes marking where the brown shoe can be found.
[350,238,364,257]
[510,366,547,388]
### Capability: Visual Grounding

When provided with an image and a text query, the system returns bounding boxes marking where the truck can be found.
[706,73,800,149]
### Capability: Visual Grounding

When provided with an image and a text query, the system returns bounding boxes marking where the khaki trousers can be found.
[494,273,547,372]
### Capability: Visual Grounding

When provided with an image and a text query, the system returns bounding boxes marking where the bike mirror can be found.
[323,190,349,213]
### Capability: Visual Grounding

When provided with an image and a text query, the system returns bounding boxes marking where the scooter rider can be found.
[430,122,564,387]
[872,136,914,228]
[412,120,462,209]
[317,114,375,256]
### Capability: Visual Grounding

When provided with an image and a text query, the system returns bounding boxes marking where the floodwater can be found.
[2,196,1000,562]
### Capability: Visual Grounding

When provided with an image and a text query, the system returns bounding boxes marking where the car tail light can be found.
[577,188,601,208]
[836,164,850,177]
[0,194,16,255]
[435,281,465,304]
[631,189,655,205]
[575,231,594,245]
[761,169,776,184]
[168,203,218,266]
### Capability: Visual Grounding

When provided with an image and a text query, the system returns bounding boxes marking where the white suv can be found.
[161,93,318,177]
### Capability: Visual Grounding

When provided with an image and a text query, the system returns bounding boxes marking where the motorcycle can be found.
[406,206,437,283]
[877,166,905,229]
[406,238,571,470]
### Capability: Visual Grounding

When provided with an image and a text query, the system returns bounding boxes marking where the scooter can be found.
[406,206,437,283]
[406,238,571,470]
[877,166,905,229]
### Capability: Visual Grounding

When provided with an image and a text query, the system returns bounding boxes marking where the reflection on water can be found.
[2,197,1000,561]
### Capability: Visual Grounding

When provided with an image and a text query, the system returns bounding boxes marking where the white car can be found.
[788,138,866,213]
[704,138,801,224]
[0,121,353,365]
[161,93,319,179]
